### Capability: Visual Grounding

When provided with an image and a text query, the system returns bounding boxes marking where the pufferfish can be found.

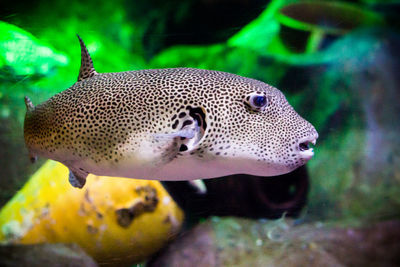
[24,36,318,189]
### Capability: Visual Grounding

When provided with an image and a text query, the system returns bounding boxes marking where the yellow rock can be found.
[0,160,184,265]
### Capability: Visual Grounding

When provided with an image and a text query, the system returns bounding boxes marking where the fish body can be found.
[24,36,318,188]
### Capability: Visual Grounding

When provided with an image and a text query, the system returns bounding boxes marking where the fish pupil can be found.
[253,95,267,107]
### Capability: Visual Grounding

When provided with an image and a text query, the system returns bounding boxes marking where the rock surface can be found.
[162,166,309,225]
[149,217,400,267]
[0,243,98,267]
[0,161,183,266]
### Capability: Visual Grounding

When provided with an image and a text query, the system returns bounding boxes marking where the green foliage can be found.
[0,21,68,122]
[0,21,68,77]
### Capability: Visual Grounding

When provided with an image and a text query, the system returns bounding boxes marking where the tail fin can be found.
[24,96,34,112]
[24,96,37,163]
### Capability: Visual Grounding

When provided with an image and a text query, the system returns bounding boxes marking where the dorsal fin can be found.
[77,35,98,82]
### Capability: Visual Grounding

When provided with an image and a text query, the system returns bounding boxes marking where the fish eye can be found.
[252,95,267,107]
[247,93,268,110]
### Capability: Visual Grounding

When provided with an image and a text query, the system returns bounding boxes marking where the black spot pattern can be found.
[24,67,317,174]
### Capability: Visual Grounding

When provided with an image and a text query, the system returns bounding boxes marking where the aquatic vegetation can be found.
[0,21,68,121]
[0,21,67,78]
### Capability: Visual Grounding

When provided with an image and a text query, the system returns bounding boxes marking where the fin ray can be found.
[153,120,199,140]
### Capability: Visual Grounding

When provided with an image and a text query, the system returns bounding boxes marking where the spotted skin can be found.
[24,37,318,188]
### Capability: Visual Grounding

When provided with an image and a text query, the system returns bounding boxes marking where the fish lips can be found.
[298,135,318,160]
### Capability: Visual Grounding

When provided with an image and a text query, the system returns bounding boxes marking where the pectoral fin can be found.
[69,169,88,189]
[154,120,200,140]
[154,106,207,155]
[188,179,207,194]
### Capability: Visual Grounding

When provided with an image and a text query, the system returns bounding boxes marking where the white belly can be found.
[83,154,291,181]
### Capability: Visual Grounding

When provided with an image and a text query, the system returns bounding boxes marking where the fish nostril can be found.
[299,142,309,151]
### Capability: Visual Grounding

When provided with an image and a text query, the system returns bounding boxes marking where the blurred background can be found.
[0,0,400,266]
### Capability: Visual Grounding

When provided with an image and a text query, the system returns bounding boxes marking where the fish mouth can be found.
[298,135,318,160]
